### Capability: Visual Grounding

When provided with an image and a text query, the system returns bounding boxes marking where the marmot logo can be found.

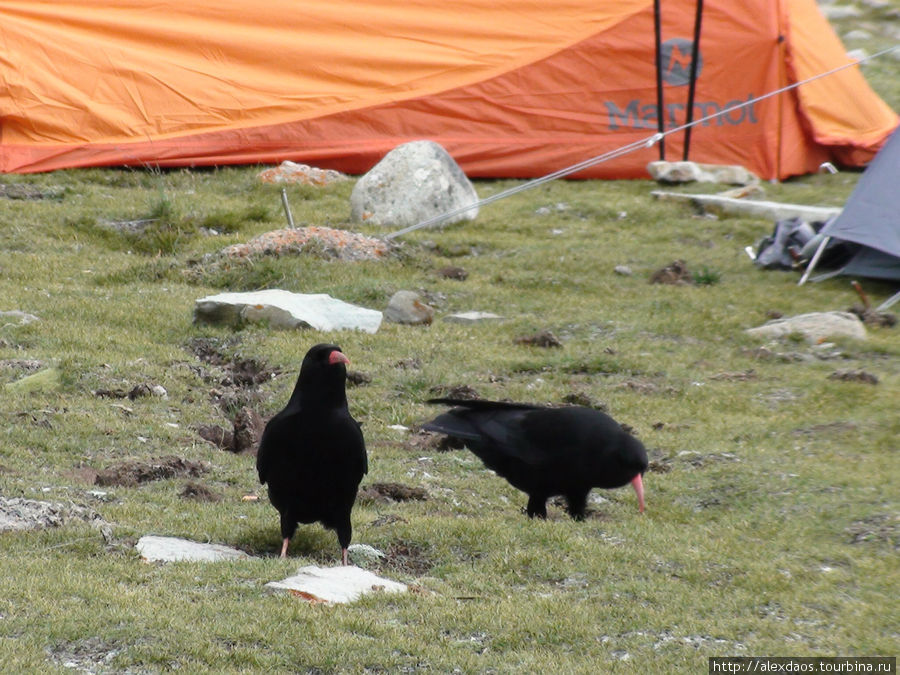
[661,38,702,86]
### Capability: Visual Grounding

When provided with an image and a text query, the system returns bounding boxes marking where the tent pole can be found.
[653,0,666,160]
[798,235,831,285]
[682,0,704,160]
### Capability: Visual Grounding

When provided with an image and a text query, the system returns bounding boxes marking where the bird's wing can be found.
[255,406,300,484]
[424,404,550,465]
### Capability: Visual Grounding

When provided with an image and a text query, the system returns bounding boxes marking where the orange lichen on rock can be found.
[222,226,391,261]
[258,161,350,186]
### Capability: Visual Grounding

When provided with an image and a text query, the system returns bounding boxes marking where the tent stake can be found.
[798,235,830,285]
[281,188,296,229]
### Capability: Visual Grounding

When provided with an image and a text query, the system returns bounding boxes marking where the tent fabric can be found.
[0,0,896,178]
[820,128,900,282]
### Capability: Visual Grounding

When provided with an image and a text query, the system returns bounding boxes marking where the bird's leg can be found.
[342,547,350,566]
[526,494,547,519]
[280,538,290,558]
[566,491,588,521]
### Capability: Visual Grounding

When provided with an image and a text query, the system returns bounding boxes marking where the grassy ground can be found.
[1,13,899,675]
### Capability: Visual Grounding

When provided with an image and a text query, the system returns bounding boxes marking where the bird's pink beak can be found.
[328,351,350,366]
[631,474,645,513]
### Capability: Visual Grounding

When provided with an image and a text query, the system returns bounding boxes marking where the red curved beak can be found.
[631,474,645,513]
[328,350,350,366]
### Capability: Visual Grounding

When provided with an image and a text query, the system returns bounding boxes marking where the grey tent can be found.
[804,126,900,284]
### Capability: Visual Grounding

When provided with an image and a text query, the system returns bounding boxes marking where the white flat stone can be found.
[194,289,382,334]
[266,564,407,604]
[443,311,504,323]
[136,535,251,562]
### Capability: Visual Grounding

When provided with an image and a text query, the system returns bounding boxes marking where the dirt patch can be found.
[792,421,858,436]
[382,541,434,576]
[647,450,740,472]
[847,304,896,328]
[404,429,465,453]
[562,391,608,410]
[515,330,563,348]
[197,423,233,450]
[846,514,899,549]
[95,456,208,487]
[0,358,44,372]
[180,481,223,502]
[92,383,160,400]
[427,384,480,400]
[358,482,429,504]
[710,370,757,382]
[0,183,64,200]
[347,370,373,387]
[614,379,677,395]
[828,369,879,385]
[437,265,468,281]
[47,637,122,673]
[187,337,279,387]
[197,406,266,455]
[650,260,693,285]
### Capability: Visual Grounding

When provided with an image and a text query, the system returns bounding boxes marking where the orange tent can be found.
[1,0,896,178]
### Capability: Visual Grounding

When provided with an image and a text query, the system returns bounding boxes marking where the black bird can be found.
[423,398,647,519]
[256,344,368,564]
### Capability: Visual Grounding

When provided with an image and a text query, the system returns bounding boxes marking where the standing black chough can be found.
[256,343,368,564]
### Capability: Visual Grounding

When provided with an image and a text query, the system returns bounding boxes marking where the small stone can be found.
[614,265,633,276]
[437,266,468,281]
[384,291,434,325]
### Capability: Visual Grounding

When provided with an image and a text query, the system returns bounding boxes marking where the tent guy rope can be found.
[385,44,899,240]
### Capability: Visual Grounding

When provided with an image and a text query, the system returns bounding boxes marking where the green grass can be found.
[1,15,899,674]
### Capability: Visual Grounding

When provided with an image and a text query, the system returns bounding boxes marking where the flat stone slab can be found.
[444,311,505,324]
[745,311,867,343]
[266,565,407,604]
[652,191,841,222]
[194,289,383,334]
[136,535,251,562]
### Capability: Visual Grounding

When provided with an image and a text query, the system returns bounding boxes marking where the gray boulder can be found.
[350,140,478,228]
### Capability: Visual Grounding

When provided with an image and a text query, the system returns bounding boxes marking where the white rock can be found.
[0,310,40,326]
[193,289,382,334]
[266,565,407,604]
[745,311,866,343]
[443,311,505,324]
[135,535,251,562]
[350,140,478,228]
[647,160,758,186]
